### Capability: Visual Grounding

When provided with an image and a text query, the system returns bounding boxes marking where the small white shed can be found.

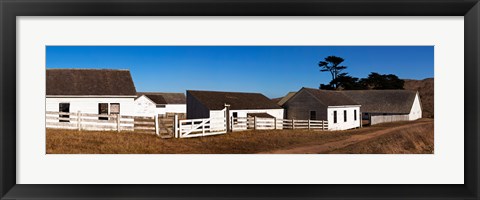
[134,92,186,117]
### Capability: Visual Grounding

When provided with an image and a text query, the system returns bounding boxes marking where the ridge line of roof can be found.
[187,90,264,95]
[47,68,130,71]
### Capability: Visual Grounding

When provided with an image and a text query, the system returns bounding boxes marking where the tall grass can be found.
[47,119,433,154]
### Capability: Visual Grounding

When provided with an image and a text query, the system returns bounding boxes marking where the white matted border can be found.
[17,17,463,184]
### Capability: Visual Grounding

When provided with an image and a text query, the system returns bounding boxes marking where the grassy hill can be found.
[404,78,434,118]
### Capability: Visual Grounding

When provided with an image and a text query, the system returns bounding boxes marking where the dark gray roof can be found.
[340,90,417,114]
[277,92,297,106]
[46,69,136,96]
[247,113,275,118]
[137,92,186,104]
[302,88,359,106]
[188,90,282,110]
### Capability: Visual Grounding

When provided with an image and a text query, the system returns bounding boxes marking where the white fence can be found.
[46,111,164,135]
[174,116,328,138]
[47,111,328,139]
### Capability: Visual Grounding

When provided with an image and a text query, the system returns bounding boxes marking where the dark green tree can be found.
[360,72,404,89]
[318,56,347,89]
[331,73,368,90]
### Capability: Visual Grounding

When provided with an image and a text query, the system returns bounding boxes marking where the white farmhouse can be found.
[135,92,186,117]
[186,90,284,130]
[283,88,361,130]
[340,90,422,125]
[46,68,137,118]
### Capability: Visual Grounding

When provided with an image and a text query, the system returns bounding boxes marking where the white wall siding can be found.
[209,110,226,131]
[408,93,422,120]
[371,114,409,125]
[134,96,157,117]
[46,97,136,116]
[165,104,187,114]
[327,106,361,131]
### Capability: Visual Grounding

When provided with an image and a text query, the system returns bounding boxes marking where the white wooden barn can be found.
[283,88,361,130]
[135,92,186,117]
[46,68,137,123]
[340,90,422,125]
[187,90,284,130]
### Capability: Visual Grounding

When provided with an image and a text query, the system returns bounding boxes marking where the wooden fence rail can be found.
[46,111,163,134]
[47,111,328,139]
[230,117,328,131]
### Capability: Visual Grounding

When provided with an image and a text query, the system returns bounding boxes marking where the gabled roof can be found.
[276,92,297,106]
[300,88,359,106]
[46,69,136,96]
[340,90,418,114]
[187,90,282,110]
[137,92,186,104]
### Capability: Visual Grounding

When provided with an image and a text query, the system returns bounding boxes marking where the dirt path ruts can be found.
[260,121,433,154]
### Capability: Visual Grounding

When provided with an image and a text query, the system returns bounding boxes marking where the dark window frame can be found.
[310,111,316,120]
[354,110,357,121]
[344,110,347,122]
[333,111,337,123]
[59,103,70,122]
[110,103,120,115]
[98,103,109,120]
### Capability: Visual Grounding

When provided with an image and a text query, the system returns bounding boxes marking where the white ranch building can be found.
[283,88,361,130]
[46,69,137,128]
[186,90,284,131]
[340,90,422,125]
[135,92,186,117]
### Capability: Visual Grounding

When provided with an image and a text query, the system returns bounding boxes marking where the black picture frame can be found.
[1,0,478,199]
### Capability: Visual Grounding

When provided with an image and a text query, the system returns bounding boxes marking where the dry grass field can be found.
[46,118,433,154]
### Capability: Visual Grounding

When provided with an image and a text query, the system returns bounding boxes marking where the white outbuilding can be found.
[340,90,422,125]
[135,92,186,117]
[186,90,284,130]
[46,68,137,125]
[283,87,361,130]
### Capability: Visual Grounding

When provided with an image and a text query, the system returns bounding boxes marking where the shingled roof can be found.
[46,69,137,96]
[187,90,282,110]
[137,92,186,104]
[301,88,359,106]
[277,92,297,106]
[340,90,418,114]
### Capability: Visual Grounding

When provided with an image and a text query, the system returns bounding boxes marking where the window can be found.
[59,103,70,122]
[232,112,238,124]
[98,103,109,120]
[344,110,347,122]
[110,103,120,115]
[354,110,357,121]
[156,105,166,108]
[310,111,316,120]
[333,111,337,123]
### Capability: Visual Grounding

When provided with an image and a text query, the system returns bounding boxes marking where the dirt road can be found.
[260,121,433,154]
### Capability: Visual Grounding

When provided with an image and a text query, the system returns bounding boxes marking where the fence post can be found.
[292,119,295,129]
[202,119,206,136]
[254,116,257,130]
[116,114,121,132]
[308,119,310,130]
[322,120,325,130]
[174,114,178,138]
[77,111,81,131]
[154,115,159,136]
[274,118,277,130]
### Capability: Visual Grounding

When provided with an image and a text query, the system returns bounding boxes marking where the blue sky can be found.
[46,46,434,98]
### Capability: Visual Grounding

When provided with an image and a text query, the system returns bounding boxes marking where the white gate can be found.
[176,118,227,138]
